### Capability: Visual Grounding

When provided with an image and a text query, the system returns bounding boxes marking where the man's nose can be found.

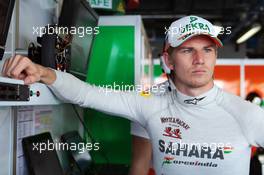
[193,50,205,65]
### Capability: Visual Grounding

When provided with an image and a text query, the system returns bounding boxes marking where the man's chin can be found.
[188,79,212,89]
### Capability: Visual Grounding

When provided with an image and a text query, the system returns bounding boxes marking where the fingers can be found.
[2,55,42,85]
[6,55,23,77]
[2,55,32,79]
[18,73,26,80]
[24,74,40,85]
[2,57,11,76]
[2,55,21,77]
[11,57,33,78]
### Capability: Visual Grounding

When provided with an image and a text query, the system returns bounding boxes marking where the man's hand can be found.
[1,55,56,85]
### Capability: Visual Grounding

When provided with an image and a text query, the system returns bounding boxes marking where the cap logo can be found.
[177,22,211,38]
[190,16,198,23]
[166,15,222,48]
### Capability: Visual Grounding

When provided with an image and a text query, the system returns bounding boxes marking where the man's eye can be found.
[204,48,213,52]
[182,49,193,53]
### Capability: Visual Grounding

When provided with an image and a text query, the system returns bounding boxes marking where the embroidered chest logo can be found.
[163,127,182,139]
[160,117,190,130]
[160,117,190,139]
[184,96,206,105]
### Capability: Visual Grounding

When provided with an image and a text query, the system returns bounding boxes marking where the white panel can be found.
[50,104,84,170]
[4,9,15,53]
[0,107,13,175]
[18,0,56,48]
[14,104,83,174]
[240,61,245,99]
[98,15,141,26]
[0,1,85,175]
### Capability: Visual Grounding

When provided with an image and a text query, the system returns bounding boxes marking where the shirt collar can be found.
[168,78,218,106]
[168,78,176,90]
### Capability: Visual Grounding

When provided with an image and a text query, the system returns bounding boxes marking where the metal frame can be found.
[217,58,264,65]
[217,59,264,98]
[152,58,264,99]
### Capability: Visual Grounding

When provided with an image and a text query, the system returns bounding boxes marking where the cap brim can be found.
[164,33,223,52]
[181,33,223,48]
[210,36,223,48]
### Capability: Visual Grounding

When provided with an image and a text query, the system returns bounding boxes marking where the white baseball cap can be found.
[164,15,223,51]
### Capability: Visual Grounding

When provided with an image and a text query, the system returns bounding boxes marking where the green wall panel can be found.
[84,26,134,165]
[154,64,163,78]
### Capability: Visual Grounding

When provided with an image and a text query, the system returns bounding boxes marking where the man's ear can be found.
[163,52,174,71]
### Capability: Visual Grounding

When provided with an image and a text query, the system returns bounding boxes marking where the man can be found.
[129,75,173,175]
[2,16,264,174]
[129,124,152,175]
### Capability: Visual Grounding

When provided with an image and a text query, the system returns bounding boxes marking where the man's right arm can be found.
[1,56,146,125]
[2,55,56,85]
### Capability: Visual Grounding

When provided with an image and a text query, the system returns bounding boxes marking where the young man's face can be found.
[165,35,217,89]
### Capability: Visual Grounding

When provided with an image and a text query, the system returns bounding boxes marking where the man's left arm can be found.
[245,103,264,147]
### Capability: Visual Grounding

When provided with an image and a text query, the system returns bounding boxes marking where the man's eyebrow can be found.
[176,45,216,50]
[177,46,193,50]
[204,45,216,49]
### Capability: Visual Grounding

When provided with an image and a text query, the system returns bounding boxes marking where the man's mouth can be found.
[192,69,206,74]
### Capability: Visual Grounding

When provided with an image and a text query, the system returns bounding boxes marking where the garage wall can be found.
[0,1,84,175]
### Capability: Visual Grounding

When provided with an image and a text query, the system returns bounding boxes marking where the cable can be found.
[71,104,111,173]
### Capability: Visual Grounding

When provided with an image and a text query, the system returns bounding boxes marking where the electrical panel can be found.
[0,82,30,101]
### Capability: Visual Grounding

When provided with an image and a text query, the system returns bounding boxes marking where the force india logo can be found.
[162,156,218,168]
[162,156,175,166]
[161,145,234,168]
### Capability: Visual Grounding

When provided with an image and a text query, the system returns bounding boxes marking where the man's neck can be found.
[173,79,214,97]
